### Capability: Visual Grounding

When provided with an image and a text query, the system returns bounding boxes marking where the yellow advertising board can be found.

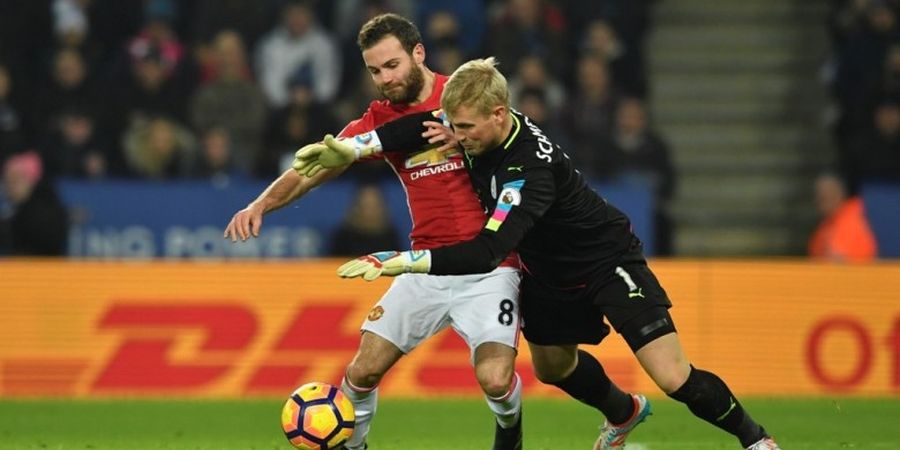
[1,260,897,398]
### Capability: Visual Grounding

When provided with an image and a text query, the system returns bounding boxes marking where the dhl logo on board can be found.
[1,260,898,398]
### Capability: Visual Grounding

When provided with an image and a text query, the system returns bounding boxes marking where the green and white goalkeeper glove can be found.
[337,250,431,281]
[291,141,327,176]
[293,133,383,178]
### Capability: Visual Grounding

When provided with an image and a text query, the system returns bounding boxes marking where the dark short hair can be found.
[357,13,422,54]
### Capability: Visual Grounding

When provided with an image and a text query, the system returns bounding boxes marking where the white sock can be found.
[484,372,522,429]
[341,376,378,449]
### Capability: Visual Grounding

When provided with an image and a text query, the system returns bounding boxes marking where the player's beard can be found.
[381,64,425,105]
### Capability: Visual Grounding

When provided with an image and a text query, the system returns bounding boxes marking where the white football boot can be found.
[594,394,652,449]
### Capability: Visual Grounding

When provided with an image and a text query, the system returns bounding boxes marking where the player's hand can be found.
[319,134,359,167]
[224,202,265,242]
[337,250,432,281]
[422,120,458,153]
[293,134,364,177]
[292,141,329,178]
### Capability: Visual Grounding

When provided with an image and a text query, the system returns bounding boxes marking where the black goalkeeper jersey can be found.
[375,109,642,288]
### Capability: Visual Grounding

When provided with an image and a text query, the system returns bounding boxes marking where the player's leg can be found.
[474,342,522,450]
[448,267,522,450]
[343,274,452,449]
[474,342,520,423]
[528,342,638,426]
[610,262,777,449]
[519,274,639,431]
[341,331,404,450]
[635,331,776,449]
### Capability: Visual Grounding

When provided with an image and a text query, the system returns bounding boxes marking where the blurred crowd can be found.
[811,0,900,262]
[828,0,900,189]
[1,0,675,255]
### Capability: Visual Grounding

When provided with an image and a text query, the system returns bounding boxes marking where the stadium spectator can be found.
[421,10,466,74]
[260,65,340,177]
[515,87,569,153]
[831,0,900,149]
[329,184,401,256]
[190,30,267,175]
[416,0,485,58]
[809,172,878,262]
[430,41,466,76]
[49,0,119,72]
[333,67,385,127]
[508,54,566,117]
[595,98,675,255]
[191,126,247,187]
[828,0,883,45]
[122,116,195,179]
[560,54,621,172]
[102,0,198,143]
[485,0,568,79]
[516,87,552,130]
[0,152,68,256]
[83,0,144,64]
[879,43,900,99]
[333,0,414,41]
[32,48,98,140]
[580,19,646,97]
[0,0,53,111]
[423,10,461,53]
[0,64,27,160]
[848,101,900,187]
[255,0,341,107]
[562,0,653,85]
[127,1,189,80]
[39,106,117,179]
[189,0,277,52]
[52,0,89,49]
[108,42,191,143]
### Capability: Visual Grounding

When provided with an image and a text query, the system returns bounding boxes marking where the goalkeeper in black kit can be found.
[294,57,782,450]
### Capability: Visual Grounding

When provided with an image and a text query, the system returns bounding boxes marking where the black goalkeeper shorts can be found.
[520,260,675,352]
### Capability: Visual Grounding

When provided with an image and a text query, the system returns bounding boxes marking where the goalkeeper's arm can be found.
[294,112,451,176]
[333,112,444,159]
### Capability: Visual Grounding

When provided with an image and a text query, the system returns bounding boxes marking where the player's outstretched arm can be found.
[223,164,346,242]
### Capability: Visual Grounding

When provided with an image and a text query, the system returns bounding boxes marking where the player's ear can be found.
[412,43,425,65]
[492,105,506,123]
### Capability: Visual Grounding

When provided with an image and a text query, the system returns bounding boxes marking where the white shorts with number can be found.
[361,266,521,360]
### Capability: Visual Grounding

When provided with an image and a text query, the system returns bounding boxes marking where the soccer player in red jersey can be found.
[224,15,522,450]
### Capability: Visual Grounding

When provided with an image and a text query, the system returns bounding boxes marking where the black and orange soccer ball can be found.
[281,382,355,450]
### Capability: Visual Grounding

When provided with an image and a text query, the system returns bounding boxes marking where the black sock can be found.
[667,366,767,448]
[549,350,634,424]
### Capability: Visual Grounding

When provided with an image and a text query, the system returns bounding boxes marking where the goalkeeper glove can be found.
[292,142,329,177]
[293,133,383,178]
[337,250,431,281]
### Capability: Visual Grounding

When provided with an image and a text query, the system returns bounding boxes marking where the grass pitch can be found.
[1,397,897,449]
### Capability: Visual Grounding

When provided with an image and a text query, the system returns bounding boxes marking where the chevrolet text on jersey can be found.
[410,160,466,180]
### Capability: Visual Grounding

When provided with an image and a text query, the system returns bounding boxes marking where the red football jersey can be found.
[339,74,517,268]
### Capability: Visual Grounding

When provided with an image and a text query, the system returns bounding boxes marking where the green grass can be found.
[1,397,898,449]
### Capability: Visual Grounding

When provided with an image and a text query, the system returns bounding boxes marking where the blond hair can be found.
[441,57,509,116]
